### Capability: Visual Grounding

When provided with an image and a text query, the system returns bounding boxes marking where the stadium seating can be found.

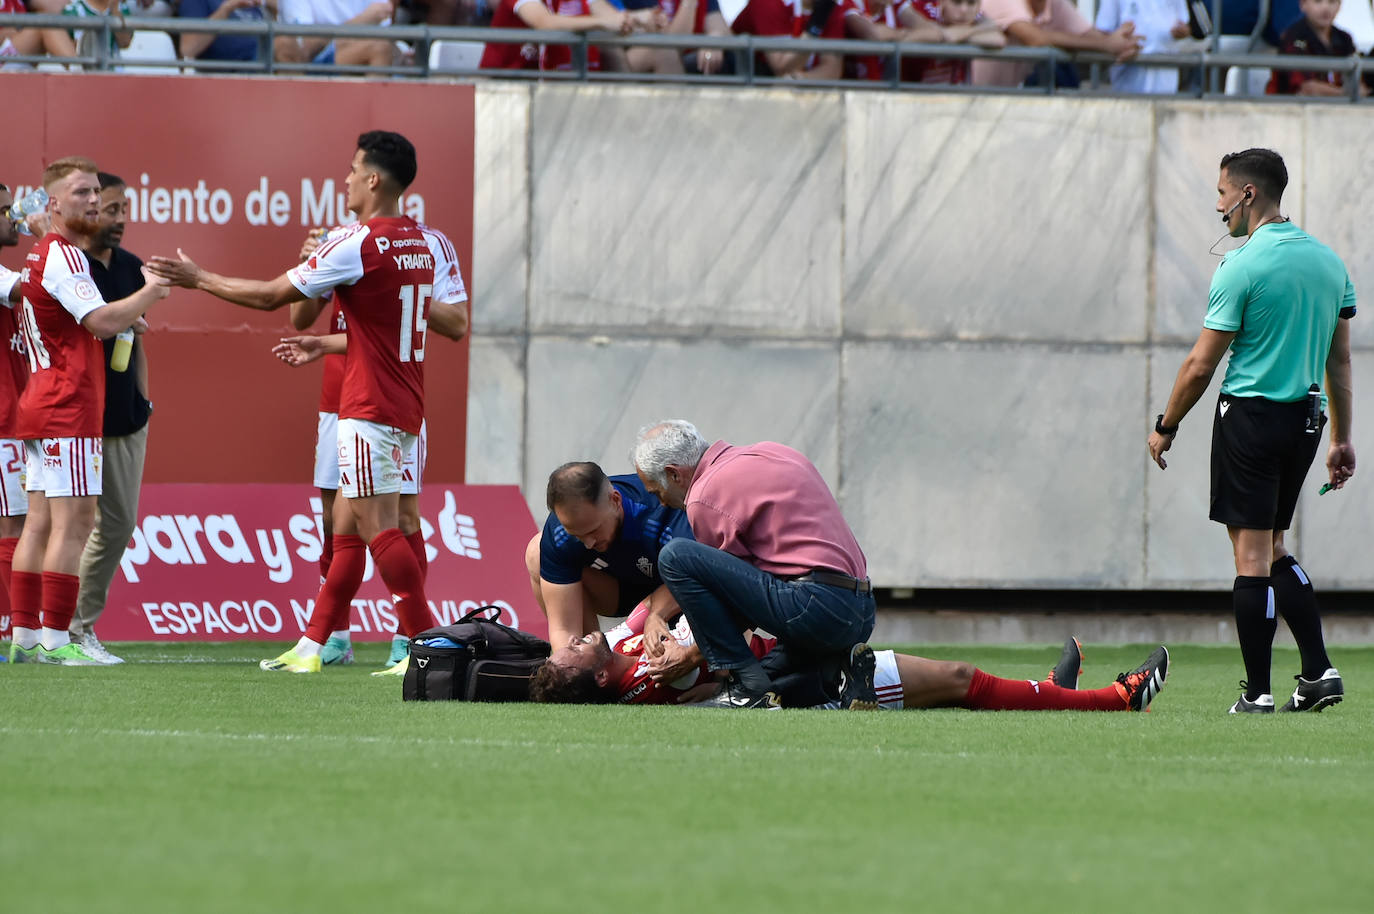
[428,39,485,72]
[118,30,180,74]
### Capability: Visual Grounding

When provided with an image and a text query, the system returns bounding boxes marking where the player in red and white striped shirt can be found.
[148,132,440,676]
[8,157,169,665]
[531,605,1167,711]
[274,221,470,668]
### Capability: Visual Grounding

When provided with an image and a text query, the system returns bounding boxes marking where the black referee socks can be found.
[1271,555,1333,681]
[1233,576,1276,699]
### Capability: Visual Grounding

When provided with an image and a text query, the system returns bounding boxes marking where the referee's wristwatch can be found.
[1155,414,1178,436]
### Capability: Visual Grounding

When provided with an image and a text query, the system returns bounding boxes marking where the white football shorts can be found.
[314,411,340,490]
[24,437,103,498]
[336,418,421,499]
[0,438,29,516]
[324,415,425,496]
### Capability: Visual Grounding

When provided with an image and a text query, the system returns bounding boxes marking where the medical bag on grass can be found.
[401,606,551,702]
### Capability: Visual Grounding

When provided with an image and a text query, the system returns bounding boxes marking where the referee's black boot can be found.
[690,676,781,710]
[1278,668,1344,713]
[1228,681,1275,714]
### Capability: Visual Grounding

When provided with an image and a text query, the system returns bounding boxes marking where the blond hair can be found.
[42,156,99,191]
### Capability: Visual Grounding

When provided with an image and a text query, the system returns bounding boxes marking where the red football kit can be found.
[608,605,775,704]
[731,0,846,74]
[0,282,28,439]
[15,233,109,439]
[287,217,433,435]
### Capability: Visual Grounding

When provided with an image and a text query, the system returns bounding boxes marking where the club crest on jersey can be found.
[74,279,99,301]
[637,557,654,578]
[43,440,61,458]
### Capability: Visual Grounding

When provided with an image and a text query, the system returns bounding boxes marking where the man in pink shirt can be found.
[632,419,877,709]
[972,0,1140,87]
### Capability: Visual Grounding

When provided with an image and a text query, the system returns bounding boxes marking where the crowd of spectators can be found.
[1,0,1373,92]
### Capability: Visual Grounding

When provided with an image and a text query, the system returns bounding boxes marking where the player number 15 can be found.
[398,283,430,363]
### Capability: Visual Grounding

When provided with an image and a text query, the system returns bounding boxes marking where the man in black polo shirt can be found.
[71,171,152,665]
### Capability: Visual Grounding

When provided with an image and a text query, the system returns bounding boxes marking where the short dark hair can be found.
[97,172,126,192]
[546,462,610,512]
[0,182,8,194]
[528,660,613,704]
[356,131,417,190]
[1220,148,1287,204]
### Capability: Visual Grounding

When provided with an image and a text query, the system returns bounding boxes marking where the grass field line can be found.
[0,724,1363,769]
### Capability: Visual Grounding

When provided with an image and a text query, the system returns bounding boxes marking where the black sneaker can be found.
[1114,646,1168,711]
[838,643,878,711]
[690,678,781,710]
[1278,668,1343,713]
[1228,681,1274,714]
[1046,636,1083,689]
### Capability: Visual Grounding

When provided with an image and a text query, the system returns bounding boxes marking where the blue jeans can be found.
[658,539,876,675]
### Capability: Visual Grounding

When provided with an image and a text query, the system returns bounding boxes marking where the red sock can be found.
[405,530,428,580]
[370,528,430,637]
[0,536,18,595]
[305,534,365,644]
[0,537,15,638]
[963,669,1128,712]
[10,569,41,631]
[40,571,81,633]
[319,533,334,583]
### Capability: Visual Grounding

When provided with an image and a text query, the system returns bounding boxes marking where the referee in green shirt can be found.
[1148,148,1355,715]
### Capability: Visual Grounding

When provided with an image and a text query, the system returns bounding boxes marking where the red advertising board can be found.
[0,73,476,486]
[0,483,545,643]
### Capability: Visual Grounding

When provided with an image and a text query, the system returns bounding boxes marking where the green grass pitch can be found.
[3,641,1371,913]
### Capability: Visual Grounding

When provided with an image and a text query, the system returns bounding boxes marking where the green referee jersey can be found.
[1205,221,1356,402]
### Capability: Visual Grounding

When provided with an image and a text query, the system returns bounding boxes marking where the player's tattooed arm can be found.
[147,248,304,311]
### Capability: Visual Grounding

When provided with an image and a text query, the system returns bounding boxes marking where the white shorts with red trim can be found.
[24,437,103,498]
[336,418,419,499]
[326,416,425,496]
[0,438,29,517]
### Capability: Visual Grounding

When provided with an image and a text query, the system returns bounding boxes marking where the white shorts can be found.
[336,418,423,499]
[818,649,904,710]
[0,438,29,517]
[314,412,340,490]
[24,437,103,498]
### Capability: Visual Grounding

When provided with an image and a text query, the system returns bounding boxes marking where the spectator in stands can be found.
[725,0,847,79]
[620,0,692,74]
[906,0,1006,84]
[274,0,396,68]
[478,0,633,71]
[39,0,135,61]
[1268,0,1366,94]
[1094,0,1190,92]
[1,0,45,61]
[180,0,278,65]
[843,0,946,82]
[972,0,1142,87]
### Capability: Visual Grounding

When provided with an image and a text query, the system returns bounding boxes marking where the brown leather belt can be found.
[793,570,872,594]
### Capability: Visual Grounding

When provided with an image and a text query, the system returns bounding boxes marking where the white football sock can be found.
[330,630,352,643]
[12,626,39,649]
[41,628,71,651]
[293,637,323,659]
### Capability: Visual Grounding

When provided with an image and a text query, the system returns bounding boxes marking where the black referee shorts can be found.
[1210,394,1323,531]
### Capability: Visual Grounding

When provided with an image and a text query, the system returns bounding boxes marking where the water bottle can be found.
[110,329,135,372]
[7,187,48,236]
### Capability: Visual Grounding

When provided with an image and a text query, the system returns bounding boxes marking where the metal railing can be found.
[1,12,1369,100]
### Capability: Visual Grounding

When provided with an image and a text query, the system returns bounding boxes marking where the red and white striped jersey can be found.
[287,217,433,435]
[15,233,108,439]
[608,605,775,704]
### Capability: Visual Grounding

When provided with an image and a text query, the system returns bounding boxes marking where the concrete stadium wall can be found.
[463,84,1374,591]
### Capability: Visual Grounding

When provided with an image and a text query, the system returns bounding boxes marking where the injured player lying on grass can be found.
[528,605,1169,711]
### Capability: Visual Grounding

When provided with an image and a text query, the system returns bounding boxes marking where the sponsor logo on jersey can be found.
[637,557,654,578]
[43,440,60,457]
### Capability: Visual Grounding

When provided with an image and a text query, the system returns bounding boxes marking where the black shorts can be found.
[1210,394,1323,530]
